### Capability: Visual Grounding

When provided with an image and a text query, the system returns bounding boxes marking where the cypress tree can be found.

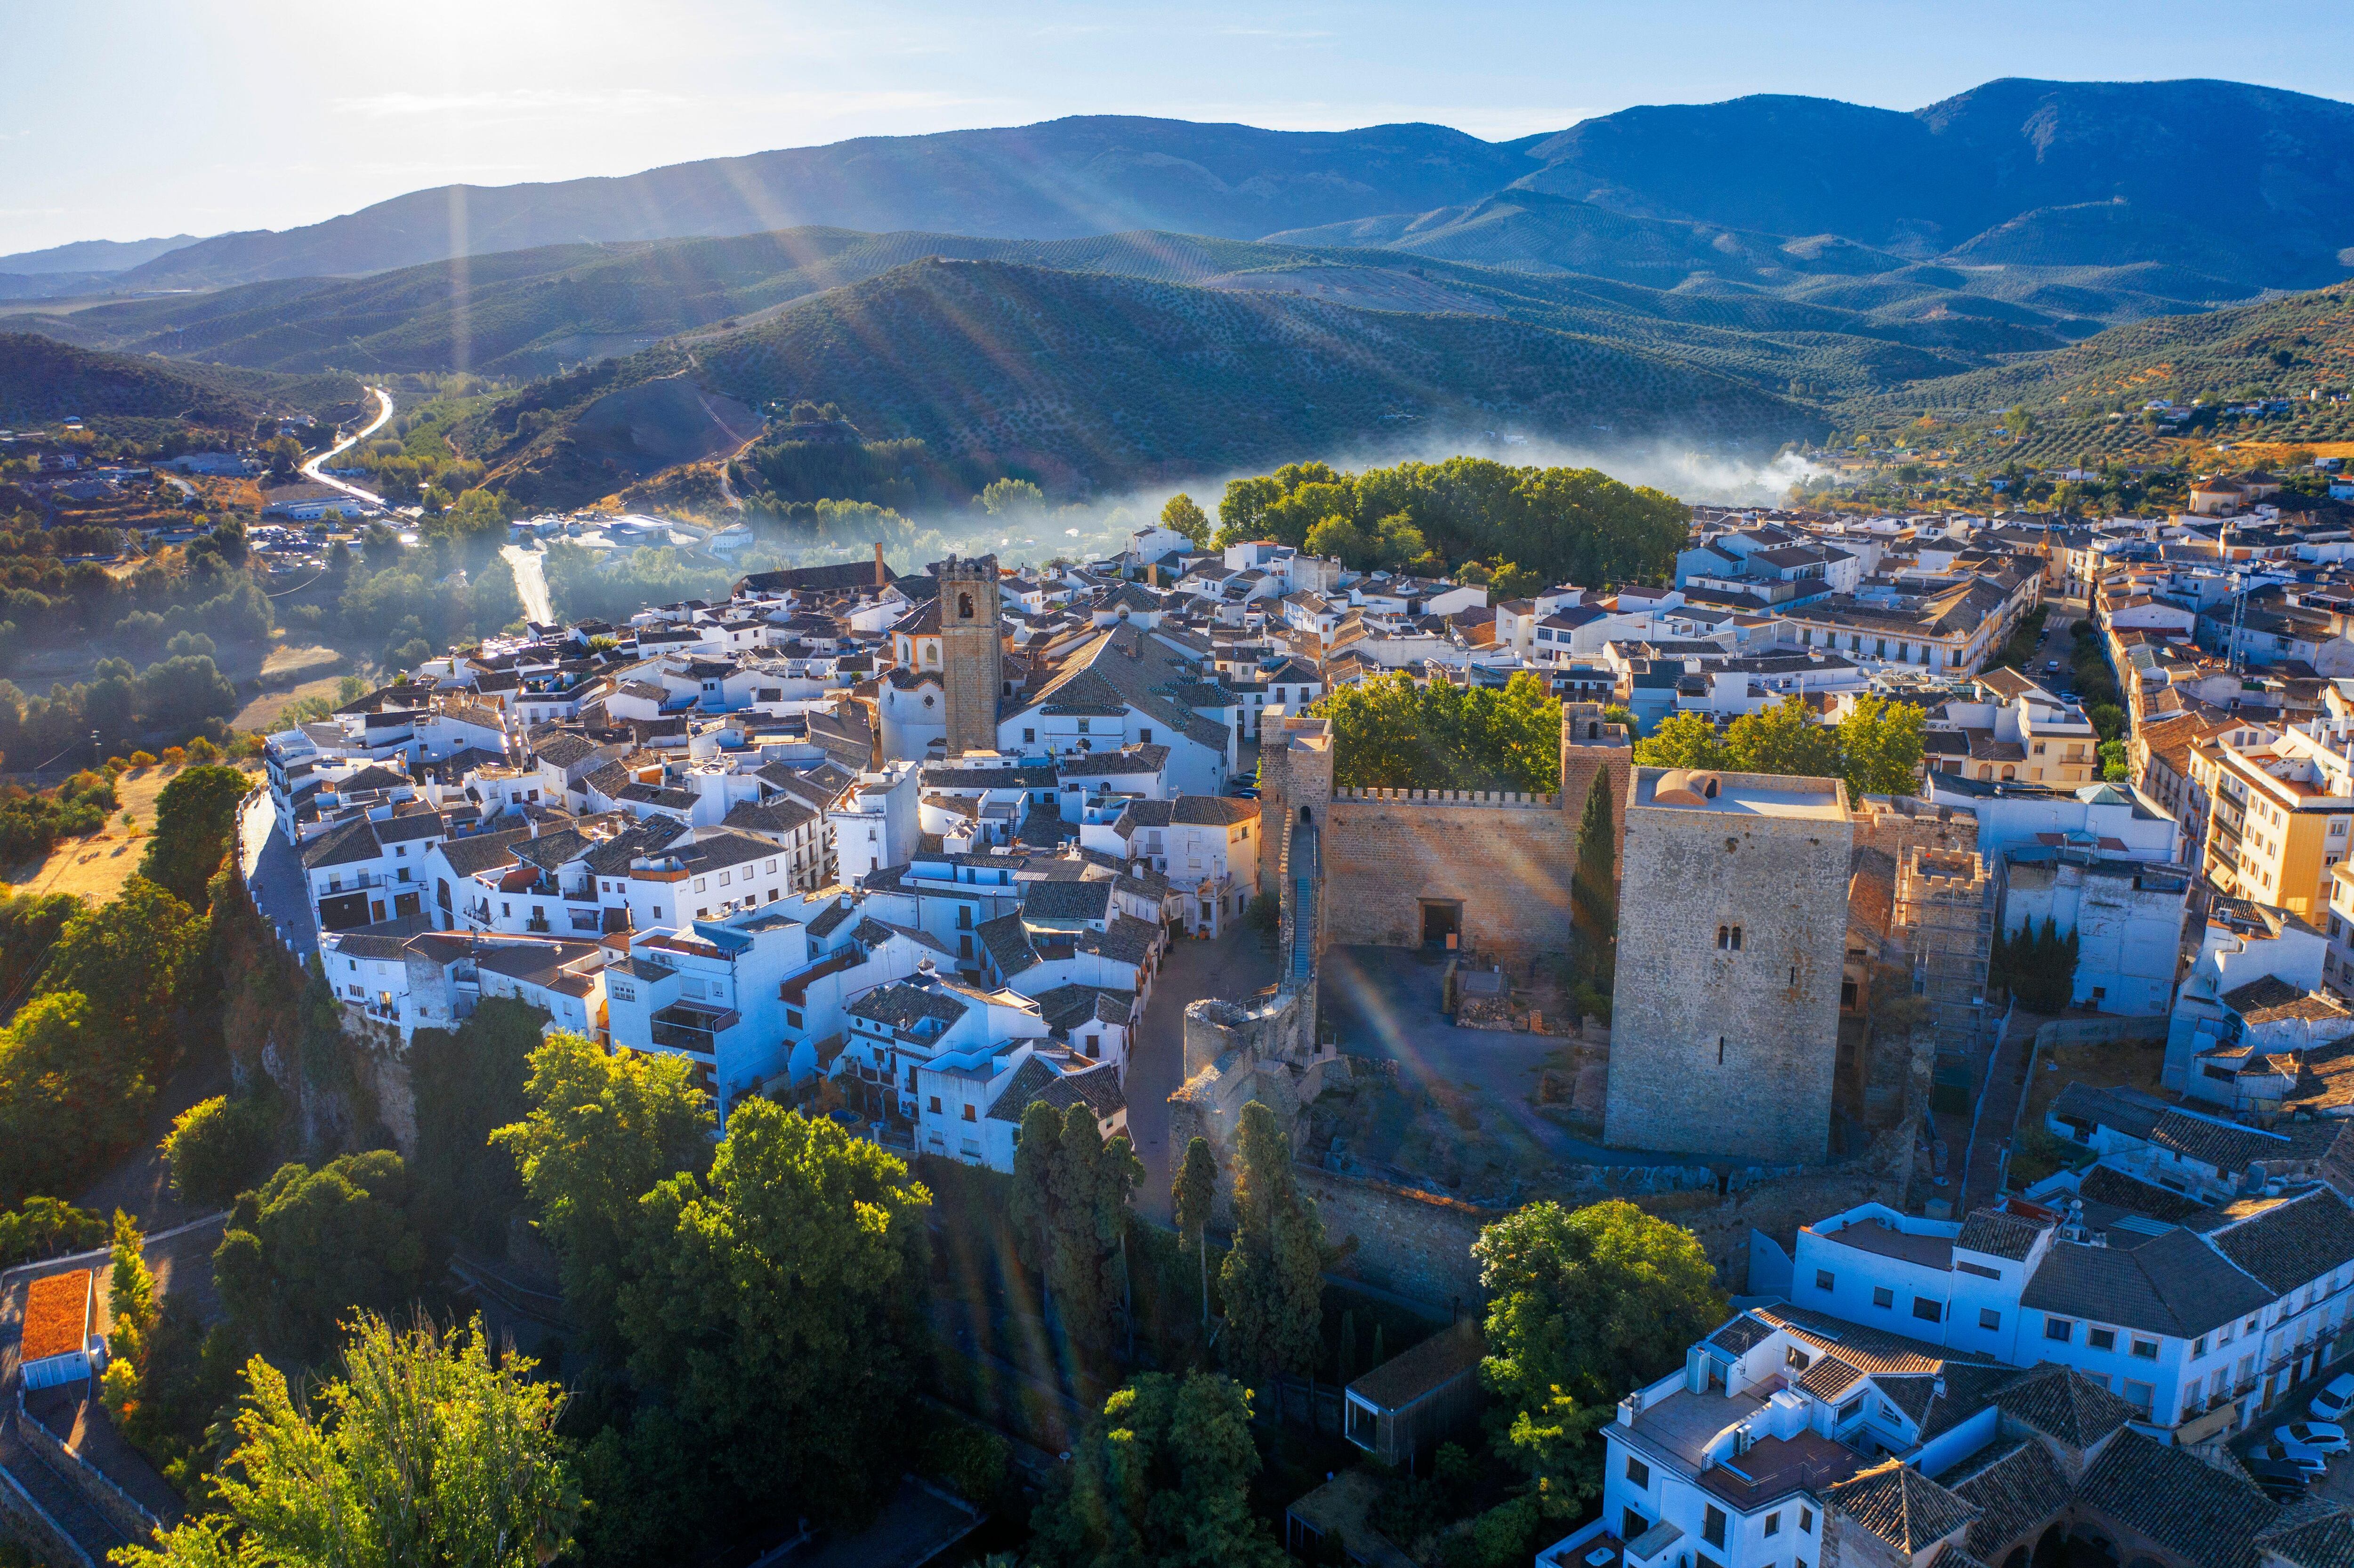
[1571,772,1618,999]
[1218,1100,1328,1378]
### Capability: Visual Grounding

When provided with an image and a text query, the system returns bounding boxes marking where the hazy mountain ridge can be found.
[44,79,2353,300]
[0,332,359,430]
[460,257,1821,507]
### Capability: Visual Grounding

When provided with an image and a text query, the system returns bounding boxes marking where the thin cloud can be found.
[339,87,689,119]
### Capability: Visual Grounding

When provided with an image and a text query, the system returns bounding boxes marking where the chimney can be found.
[873,541,887,589]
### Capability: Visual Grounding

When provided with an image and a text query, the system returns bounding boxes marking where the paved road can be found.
[300,386,394,506]
[242,787,317,958]
[1127,927,1278,1221]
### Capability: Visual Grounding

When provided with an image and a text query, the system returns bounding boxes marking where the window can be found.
[1836,1397,1863,1423]
[1912,1296,1943,1323]
[1815,1270,1836,1292]
[2046,1316,2074,1343]
[1624,1456,1649,1489]
[1785,1345,1812,1373]
[2130,1337,2159,1360]
[1800,1507,1814,1534]
[961,1103,976,1122]
[927,1097,942,1114]
[1717,924,1742,950]
[2122,1379,2154,1414]
[1765,1512,1782,1538]
[1957,1260,2000,1280]
[1980,1308,2001,1331]
[2088,1327,2115,1351]
[694,877,706,891]
[1872,1287,1894,1310]
[786,1009,803,1029]
[1702,1506,1726,1550]
[1139,728,1153,744]
[1024,728,1035,744]
[1622,1508,1647,1542]
[766,860,778,872]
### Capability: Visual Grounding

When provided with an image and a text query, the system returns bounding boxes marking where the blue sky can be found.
[5,0,2349,256]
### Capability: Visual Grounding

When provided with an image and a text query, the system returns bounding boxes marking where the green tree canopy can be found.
[1027,1371,1284,1568]
[1173,1135,1217,1328]
[1212,457,1688,587]
[164,1091,279,1210]
[617,1102,932,1524]
[491,1030,712,1353]
[36,874,205,1067]
[213,1151,433,1363]
[1008,1101,1143,1358]
[119,1314,576,1568]
[138,764,251,909]
[1478,1200,1725,1513]
[1722,695,1839,779]
[1629,711,1724,771]
[1218,1099,1326,1378]
[1631,695,1927,800]
[1838,694,1928,799]
[1323,670,1562,793]
[410,997,542,1254]
[0,991,153,1206]
[1158,492,1210,546]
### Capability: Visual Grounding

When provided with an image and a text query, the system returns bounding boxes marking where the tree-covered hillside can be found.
[460,257,1818,507]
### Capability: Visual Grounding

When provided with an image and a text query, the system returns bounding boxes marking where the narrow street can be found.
[1126,926,1278,1221]
[1960,1009,2045,1214]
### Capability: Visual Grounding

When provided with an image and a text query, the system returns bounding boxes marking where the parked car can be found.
[2312,1375,2354,1422]
[2247,1455,2316,1490]
[2275,1422,2350,1454]
[2251,1441,2329,1477]
[2046,659,2063,673]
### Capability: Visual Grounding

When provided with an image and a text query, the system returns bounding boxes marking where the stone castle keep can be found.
[1180,703,1915,1174]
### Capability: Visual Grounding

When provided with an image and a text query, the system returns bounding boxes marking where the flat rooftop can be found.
[1629,1386,1766,1468]
[1697,1429,1865,1508]
[1809,1217,1956,1270]
[1634,768,1849,821]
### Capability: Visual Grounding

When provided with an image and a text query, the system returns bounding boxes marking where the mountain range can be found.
[15,79,2354,299]
[8,77,2353,509]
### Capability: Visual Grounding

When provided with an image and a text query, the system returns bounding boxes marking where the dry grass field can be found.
[0,761,258,904]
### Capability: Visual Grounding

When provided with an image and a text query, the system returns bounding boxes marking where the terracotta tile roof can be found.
[1957,1208,2045,1262]
[1947,1438,2073,1562]
[1825,1461,1978,1554]
[2256,1503,2354,1568]
[1987,1364,2139,1449]
[2205,1188,2354,1295]
[2076,1428,2280,1568]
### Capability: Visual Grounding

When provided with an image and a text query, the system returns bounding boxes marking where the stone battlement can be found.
[1332,787,1559,808]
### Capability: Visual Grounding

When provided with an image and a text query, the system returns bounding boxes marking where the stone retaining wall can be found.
[13,1401,155,1548]
[0,1462,93,1568]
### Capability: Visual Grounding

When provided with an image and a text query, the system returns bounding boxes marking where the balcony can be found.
[650,1004,738,1055]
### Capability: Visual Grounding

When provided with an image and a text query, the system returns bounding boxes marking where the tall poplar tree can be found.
[1173,1136,1217,1328]
[1218,1100,1327,1377]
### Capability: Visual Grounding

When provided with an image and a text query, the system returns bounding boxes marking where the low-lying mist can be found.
[788,433,1836,574]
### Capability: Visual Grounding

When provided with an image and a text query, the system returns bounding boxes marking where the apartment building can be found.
[2188,714,2354,920]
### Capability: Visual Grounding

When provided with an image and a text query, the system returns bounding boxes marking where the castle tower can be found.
[1604,766,1853,1165]
[938,554,1002,757]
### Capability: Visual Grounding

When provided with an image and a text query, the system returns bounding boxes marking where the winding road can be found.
[299,385,394,505]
